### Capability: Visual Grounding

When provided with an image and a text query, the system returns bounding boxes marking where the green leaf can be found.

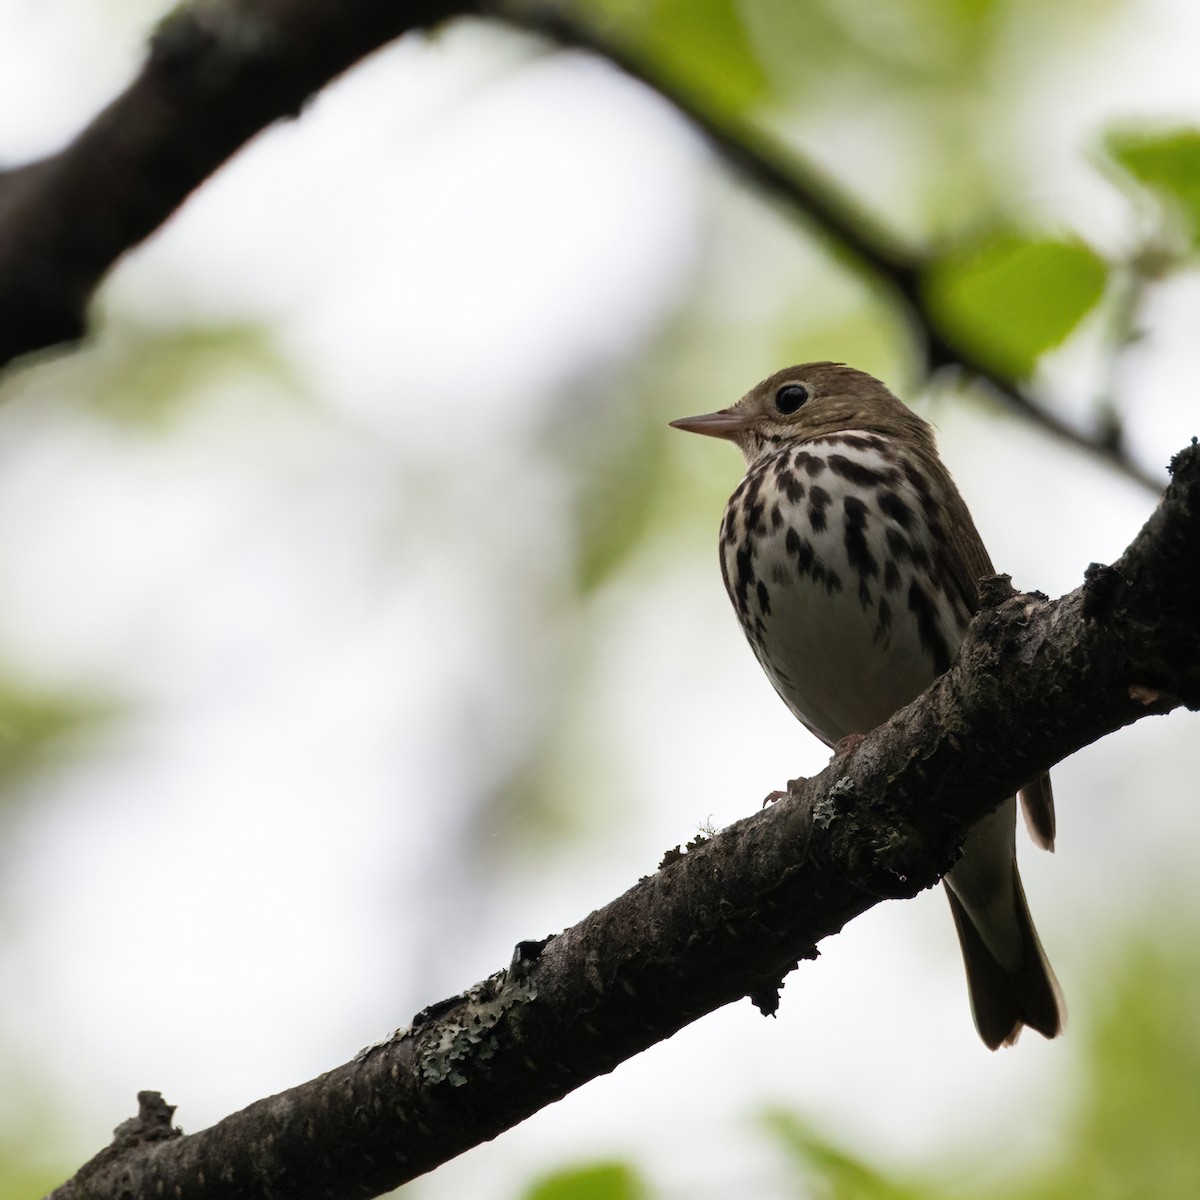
[87,321,297,429]
[922,232,1107,378]
[1105,127,1200,247]
[1011,940,1200,1200]
[583,0,768,110]
[762,1110,935,1200]
[521,1161,648,1200]
[0,1153,66,1200]
[0,677,117,791]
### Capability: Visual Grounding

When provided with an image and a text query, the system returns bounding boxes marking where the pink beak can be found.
[668,409,754,440]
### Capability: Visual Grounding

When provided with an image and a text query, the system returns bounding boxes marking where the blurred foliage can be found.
[8,0,1200,1194]
[923,233,1108,378]
[0,1153,63,1200]
[88,321,296,428]
[583,0,1125,105]
[744,0,1008,91]
[763,936,1200,1199]
[470,710,605,857]
[519,1161,649,1200]
[765,1111,931,1200]
[1016,937,1200,1200]
[1105,128,1200,252]
[7,317,299,431]
[0,1070,79,1199]
[0,674,116,794]
[566,384,676,597]
[517,935,1200,1199]
[581,0,769,108]
[86,321,298,428]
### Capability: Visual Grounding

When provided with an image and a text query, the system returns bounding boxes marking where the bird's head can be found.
[670,362,934,466]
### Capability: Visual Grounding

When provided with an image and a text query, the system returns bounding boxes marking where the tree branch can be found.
[49,440,1200,1200]
[490,2,1165,495]
[0,0,474,371]
[0,1,1168,494]
[6,7,1197,1195]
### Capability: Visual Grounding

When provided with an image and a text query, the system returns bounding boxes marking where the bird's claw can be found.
[832,732,867,757]
[762,776,808,807]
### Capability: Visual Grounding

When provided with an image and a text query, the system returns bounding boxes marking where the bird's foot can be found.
[763,777,807,807]
[832,732,867,758]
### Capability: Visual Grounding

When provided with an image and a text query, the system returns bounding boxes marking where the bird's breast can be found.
[719,433,971,743]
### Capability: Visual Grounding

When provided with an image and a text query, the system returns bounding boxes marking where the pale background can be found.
[1,1,1199,1196]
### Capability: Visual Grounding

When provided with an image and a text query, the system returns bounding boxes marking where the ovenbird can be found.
[672,362,1063,1049]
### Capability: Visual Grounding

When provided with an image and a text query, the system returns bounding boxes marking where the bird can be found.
[670,362,1063,1049]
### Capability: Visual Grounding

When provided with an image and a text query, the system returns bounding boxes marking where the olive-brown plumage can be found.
[672,362,1063,1049]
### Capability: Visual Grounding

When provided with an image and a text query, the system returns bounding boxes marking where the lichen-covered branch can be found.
[49,442,1200,1200]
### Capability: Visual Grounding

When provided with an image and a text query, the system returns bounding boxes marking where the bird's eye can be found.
[774,384,809,414]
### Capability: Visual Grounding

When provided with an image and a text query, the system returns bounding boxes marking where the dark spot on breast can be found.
[756,579,771,615]
[794,452,826,479]
[825,569,843,594]
[785,527,816,574]
[876,595,892,639]
[746,502,765,533]
[877,489,913,529]
[908,579,951,674]
[770,503,783,530]
[735,545,754,613]
[808,486,831,533]
[776,469,805,504]
[884,559,901,592]
[841,434,887,453]
[887,527,929,570]
[938,552,975,624]
[843,494,878,608]
[902,461,940,518]
[721,509,737,547]
[743,470,764,510]
[828,454,884,488]
[886,528,909,560]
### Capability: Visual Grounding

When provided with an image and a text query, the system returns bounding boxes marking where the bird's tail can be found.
[944,802,1064,1050]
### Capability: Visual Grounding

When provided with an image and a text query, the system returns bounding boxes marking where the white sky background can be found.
[1,2,1200,1197]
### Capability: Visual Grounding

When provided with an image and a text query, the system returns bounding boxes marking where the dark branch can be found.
[50,440,1200,1200]
[491,3,1164,495]
[0,1,1166,494]
[0,0,474,371]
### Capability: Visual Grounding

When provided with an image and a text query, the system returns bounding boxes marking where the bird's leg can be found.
[832,732,868,757]
[763,777,808,807]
